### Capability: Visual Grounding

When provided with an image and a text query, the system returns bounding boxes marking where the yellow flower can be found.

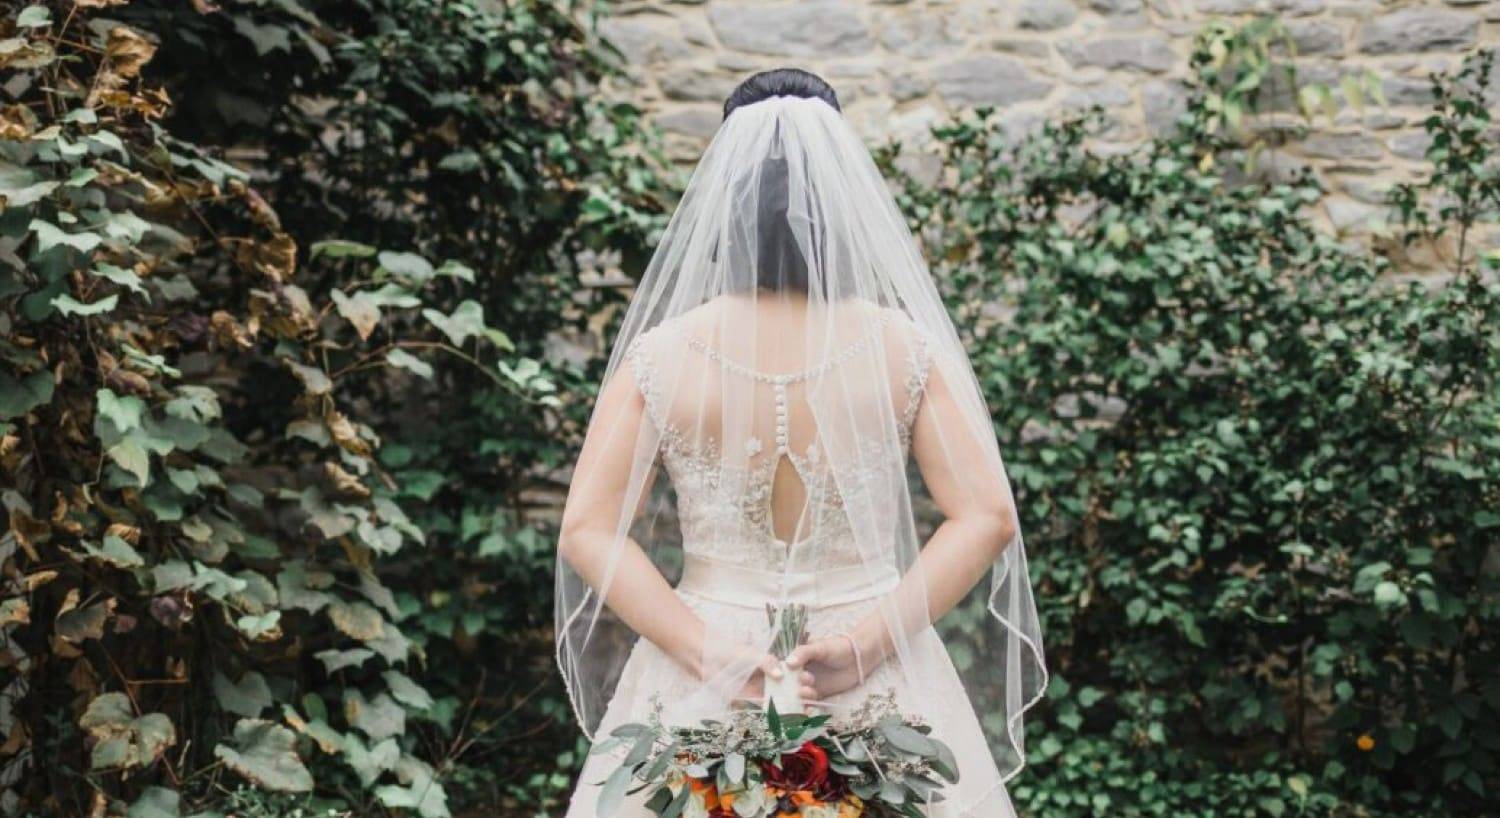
[1356,734,1375,752]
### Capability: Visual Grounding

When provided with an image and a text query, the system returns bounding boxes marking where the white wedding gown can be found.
[562,314,1020,818]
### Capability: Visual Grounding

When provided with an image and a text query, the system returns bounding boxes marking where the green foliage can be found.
[5,1,1492,815]
[884,31,1497,818]
[1,0,660,815]
[145,0,669,811]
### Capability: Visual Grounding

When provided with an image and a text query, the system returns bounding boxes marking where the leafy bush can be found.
[885,32,1497,818]
[150,1,669,810]
[0,0,660,815]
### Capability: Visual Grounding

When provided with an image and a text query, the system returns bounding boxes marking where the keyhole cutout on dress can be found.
[767,380,810,546]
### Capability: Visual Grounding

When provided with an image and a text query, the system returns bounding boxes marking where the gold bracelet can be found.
[834,631,864,685]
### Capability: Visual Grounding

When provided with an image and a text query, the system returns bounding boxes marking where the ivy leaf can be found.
[92,263,148,297]
[346,690,405,742]
[0,179,58,207]
[30,218,100,253]
[127,787,180,818]
[315,647,375,673]
[435,260,476,282]
[386,348,434,379]
[97,388,147,433]
[236,610,282,640]
[377,250,434,281]
[343,734,400,788]
[328,599,384,642]
[1373,581,1407,611]
[16,6,51,28]
[436,150,481,172]
[107,437,152,486]
[382,670,435,710]
[0,370,53,419]
[285,361,332,395]
[52,293,118,316]
[332,289,382,340]
[422,300,486,346]
[213,670,274,718]
[79,692,176,770]
[214,719,314,792]
[81,535,145,568]
[374,756,450,818]
[310,239,377,259]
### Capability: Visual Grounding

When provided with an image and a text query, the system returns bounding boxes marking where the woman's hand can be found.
[785,636,867,700]
[689,640,816,702]
[737,653,817,703]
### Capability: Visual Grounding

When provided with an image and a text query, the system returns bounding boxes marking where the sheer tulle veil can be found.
[554,92,1047,789]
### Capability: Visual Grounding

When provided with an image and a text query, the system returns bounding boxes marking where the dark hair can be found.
[722,68,840,121]
[720,69,839,296]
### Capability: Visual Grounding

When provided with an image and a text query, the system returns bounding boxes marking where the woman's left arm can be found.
[788,357,1016,697]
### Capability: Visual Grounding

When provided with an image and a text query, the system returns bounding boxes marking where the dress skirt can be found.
[563,587,1019,818]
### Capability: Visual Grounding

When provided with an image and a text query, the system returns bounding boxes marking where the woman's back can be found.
[625,295,932,563]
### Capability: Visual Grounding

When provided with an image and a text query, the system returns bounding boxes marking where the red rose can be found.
[760,741,831,793]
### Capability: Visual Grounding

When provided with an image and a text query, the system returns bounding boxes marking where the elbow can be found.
[556,512,594,570]
[969,507,1018,559]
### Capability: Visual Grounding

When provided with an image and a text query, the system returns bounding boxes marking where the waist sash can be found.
[676,552,900,609]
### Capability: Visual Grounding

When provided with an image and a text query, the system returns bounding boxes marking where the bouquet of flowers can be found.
[592,692,959,818]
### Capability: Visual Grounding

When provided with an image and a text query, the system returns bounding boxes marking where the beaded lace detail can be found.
[626,314,932,573]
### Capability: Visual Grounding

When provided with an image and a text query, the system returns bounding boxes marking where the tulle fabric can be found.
[554,95,1046,812]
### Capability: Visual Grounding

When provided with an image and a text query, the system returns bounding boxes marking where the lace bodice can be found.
[625,312,933,573]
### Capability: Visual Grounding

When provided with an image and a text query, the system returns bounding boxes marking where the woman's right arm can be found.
[557,362,711,676]
[557,361,786,690]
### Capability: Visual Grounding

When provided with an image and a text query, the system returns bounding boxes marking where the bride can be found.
[554,69,1046,818]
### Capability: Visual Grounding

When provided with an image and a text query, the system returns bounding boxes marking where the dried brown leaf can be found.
[104,26,157,79]
[235,233,297,282]
[211,310,256,350]
[105,522,140,544]
[323,462,371,500]
[325,410,372,458]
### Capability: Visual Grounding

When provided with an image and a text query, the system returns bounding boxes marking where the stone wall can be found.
[596,0,1498,252]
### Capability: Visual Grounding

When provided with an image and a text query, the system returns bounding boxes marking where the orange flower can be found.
[688,777,720,809]
[790,790,820,807]
[1356,734,1375,752]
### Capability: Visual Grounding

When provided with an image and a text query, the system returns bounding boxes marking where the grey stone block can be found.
[887,69,934,102]
[599,16,696,66]
[1142,79,1189,135]
[1387,130,1432,161]
[991,38,1053,59]
[1060,35,1177,72]
[1287,20,1345,56]
[1359,9,1479,54]
[1271,0,1328,16]
[1089,0,1144,13]
[1195,0,1257,13]
[1325,197,1380,232]
[1017,0,1078,31]
[708,2,875,57]
[655,106,722,140]
[1382,76,1438,107]
[878,13,962,58]
[932,55,1054,106]
[1300,132,1385,161]
[660,67,739,103]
